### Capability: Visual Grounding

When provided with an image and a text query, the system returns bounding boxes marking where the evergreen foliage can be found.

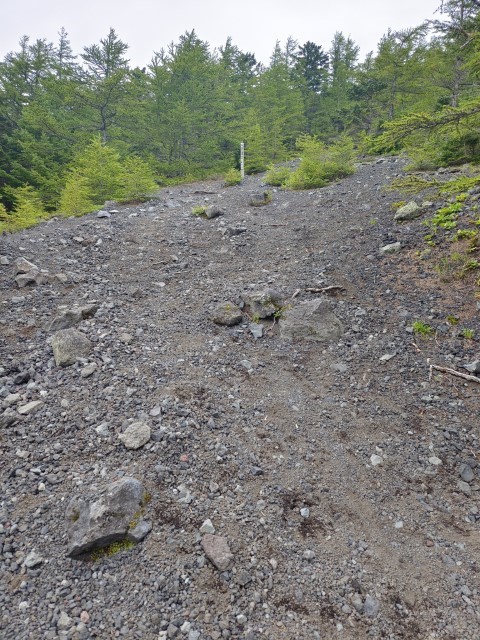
[2,4,480,231]
[1,185,46,231]
[286,135,355,190]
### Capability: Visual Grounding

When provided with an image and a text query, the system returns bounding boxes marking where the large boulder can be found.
[14,257,38,274]
[65,477,151,557]
[394,201,422,222]
[51,328,92,366]
[279,298,344,342]
[48,304,98,331]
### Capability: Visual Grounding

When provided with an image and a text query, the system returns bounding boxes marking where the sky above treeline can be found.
[1,0,442,67]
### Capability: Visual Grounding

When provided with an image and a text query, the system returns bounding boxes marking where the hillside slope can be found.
[1,158,480,639]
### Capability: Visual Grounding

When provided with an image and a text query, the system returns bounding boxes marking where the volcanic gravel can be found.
[1,157,480,639]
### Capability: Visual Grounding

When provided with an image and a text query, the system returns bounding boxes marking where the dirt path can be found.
[1,158,480,639]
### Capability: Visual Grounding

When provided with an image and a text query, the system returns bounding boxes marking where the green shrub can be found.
[58,173,95,217]
[224,168,242,186]
[285,135,355,190]
[119,156,158,201]
[0,186,47,232]
[58,139,158,217]
[265,165,291,186]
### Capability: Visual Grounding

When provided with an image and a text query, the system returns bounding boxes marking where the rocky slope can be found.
[1,158,480,640]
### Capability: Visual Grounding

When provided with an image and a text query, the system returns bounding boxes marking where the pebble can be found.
[17,400,44,415]
[24,551,44,568]
[80,363,97,378]
[57,611,73,630]
[460,464,474,483]
[363,595,380,617]
[249,323,264,339]
[370,454,383,466]
[201,534,234,571]
[199,519,216,534]
[457,480,472,496]
[118,421,151,449]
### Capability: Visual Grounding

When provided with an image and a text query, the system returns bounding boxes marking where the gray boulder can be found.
[212,301,243,326]
[379,241,401,255]
[394,201,422,222]
[15,270,40,288]
[65,477,150,557]
[14,257,38,274]
[49,304,98,331]
[249,192,272,207]
[205,205,224,219]
[51,328,92,366]
[279,298,344,342]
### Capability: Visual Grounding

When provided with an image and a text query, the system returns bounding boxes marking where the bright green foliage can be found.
[461,327,475,339]
[224,168,242,186]
[191,205,207,216]
[74,138,124,203]
[0,185,46,231]
[118,156,157,200]
[453,229,478,240]
[265,165,291,186]
[426,202,462,232]
[412,320,434,336]
[286,135,355,190]
[58,140,158,216]
[58,173,94,216]
[4,6,480,206]
[243,123,271,174]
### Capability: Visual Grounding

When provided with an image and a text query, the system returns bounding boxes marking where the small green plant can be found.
[446,315,459,325]
[118,156,158,201]
[392,201,407,210]
[460,258,480,276]
[273,303,292,320]
[388,175,441,195]
[424,202,462,237]
[435,252,466,279]
[453,229,477,241]
[224,168,242,186]
[191,205,207,216]
[460,328,475,339]
[91,539,135,561]
[439,175,480,196]
[412,320,434,336]
[265,165,291,186]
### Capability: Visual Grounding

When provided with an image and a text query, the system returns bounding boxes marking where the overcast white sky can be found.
[2,0,442,67]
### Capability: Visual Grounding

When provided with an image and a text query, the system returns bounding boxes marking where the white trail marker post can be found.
[240,142,245,180]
